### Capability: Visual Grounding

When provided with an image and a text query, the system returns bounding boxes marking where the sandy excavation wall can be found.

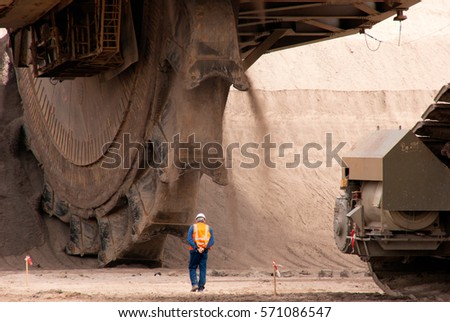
[248,0,450,92]
[164,88,437,271]
[164,0,450,270]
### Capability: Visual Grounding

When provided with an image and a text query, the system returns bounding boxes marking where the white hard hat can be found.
[196,213,206,221]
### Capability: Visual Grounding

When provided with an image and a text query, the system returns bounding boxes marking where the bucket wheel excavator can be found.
[2,0,433,296]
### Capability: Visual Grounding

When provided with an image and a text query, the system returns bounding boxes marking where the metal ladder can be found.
[100,0,121,54]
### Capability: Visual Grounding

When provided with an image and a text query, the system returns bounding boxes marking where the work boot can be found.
[198,287,205,292]
[191,285,199,292]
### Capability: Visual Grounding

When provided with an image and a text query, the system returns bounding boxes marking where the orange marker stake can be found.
[24,255,33,286]
[272,261,278,295]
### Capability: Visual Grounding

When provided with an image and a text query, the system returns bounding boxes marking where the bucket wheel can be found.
[16,0,244,266]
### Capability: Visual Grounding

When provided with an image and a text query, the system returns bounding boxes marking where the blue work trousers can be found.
[189,250,208,288]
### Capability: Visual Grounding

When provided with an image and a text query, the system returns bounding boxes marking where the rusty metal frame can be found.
[237,0,420,69]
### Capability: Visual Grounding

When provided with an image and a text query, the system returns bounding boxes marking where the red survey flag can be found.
[272,260,278,271]
[25,255,33,266]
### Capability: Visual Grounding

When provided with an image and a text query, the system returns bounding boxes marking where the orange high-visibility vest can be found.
[192,223,211,249]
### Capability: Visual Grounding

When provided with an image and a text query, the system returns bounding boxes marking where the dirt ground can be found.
[0,266,416,302]
[1,0,450,303]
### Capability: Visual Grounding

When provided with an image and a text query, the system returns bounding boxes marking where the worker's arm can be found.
[206,226,215,249]
[187,225,197,250]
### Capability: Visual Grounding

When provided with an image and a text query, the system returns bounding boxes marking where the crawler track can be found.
[369,257,450,300]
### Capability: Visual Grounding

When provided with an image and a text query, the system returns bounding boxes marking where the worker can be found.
[187,212,215,292]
